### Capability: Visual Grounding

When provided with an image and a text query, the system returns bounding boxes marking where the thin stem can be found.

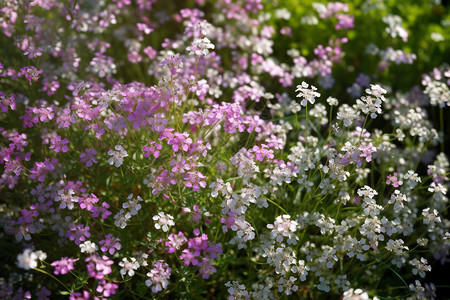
[305,104,308,141]
[440,107,445,153]
[34,267,71,292]
[263,195,288,214]
[359,114,369,143]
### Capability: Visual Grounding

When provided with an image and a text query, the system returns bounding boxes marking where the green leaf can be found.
[59,291,71,295]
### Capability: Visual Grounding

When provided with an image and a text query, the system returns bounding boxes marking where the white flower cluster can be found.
[108,144,128,167]
[79,241,98,254]
[382,14,408,42]
[336,104,359,127]
[225,281,250,299]
[54,188,79,210]
[119,257,140,277]
[386,239,408,254]
[187,37,215,56]
[295,81,321,106]
[16,248,47,270]
[355,84,387,118]
[424,80,450,107]
[153,212,175,232]
[267,215,299,245]
[409,257,431,278]
[114,194,143,229]
[388,190,407,212]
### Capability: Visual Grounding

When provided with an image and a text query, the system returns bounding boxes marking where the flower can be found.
[295,81,321,106]
[99,234,121,255]
[96,280,119,298]
[165,232,188,253]
[80,148,98,167]
[85,254,114,279]
[80,241,98,254]
[153,212,175,232]
[123,193,143,216]
[17,249,47,270]
[145,260,171,293]
[51,257,79,275]
[49,135,69,153]
[108,145,128,167]
[187,37,215,56]
[119,257,140,277]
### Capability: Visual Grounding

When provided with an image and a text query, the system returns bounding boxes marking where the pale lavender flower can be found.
[108,145,128,167]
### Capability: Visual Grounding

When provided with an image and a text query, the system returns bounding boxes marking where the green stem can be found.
[34,267,71,292]
[440,107,445,153]
[263,195,288,214]
[305,104,308,141]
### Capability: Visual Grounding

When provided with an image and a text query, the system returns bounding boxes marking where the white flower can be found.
[225,281,250,299]
[386,239,408,254]
[382,14,408,42]
[336,104,358,127]
[326,96,339,106]
[123,193,143,216]
[108,145,128,167]
[153,212,175,232]
[114,209,129,229]
[410,257,431,278]
[295,81,320,106]
[343,288,370,300]
[354,84,387,118]
[187,37,215,56]
[388,190,407,212]
[54,189,78,210]
[267,215,298,245]
[409,280,425,299]
[422,208,441,225]
[80,241,98,254]
[119,257,140,277]
[17,249,47,270]
[431,32,444,42]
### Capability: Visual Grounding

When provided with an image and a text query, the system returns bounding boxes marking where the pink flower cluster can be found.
[170,229,223,279]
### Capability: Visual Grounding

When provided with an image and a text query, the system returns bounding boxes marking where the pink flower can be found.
[99,233,121,255]
[386,172,403,187]
[143,141,163,158]
[85,254,114,279]
[358,142,377,167]
[18,66,43,85]
[69,290,90,300]
[29,158,58,182]
[184,171,207,191]
[66,224,91,245]
[51,257,79,275]
[96,279,119,297]
[23,47,43,59]
[165,232,188,253]
[145,260,171,293]
[49,136,69,153]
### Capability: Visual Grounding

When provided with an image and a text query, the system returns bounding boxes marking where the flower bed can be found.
[1,0,449,299]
